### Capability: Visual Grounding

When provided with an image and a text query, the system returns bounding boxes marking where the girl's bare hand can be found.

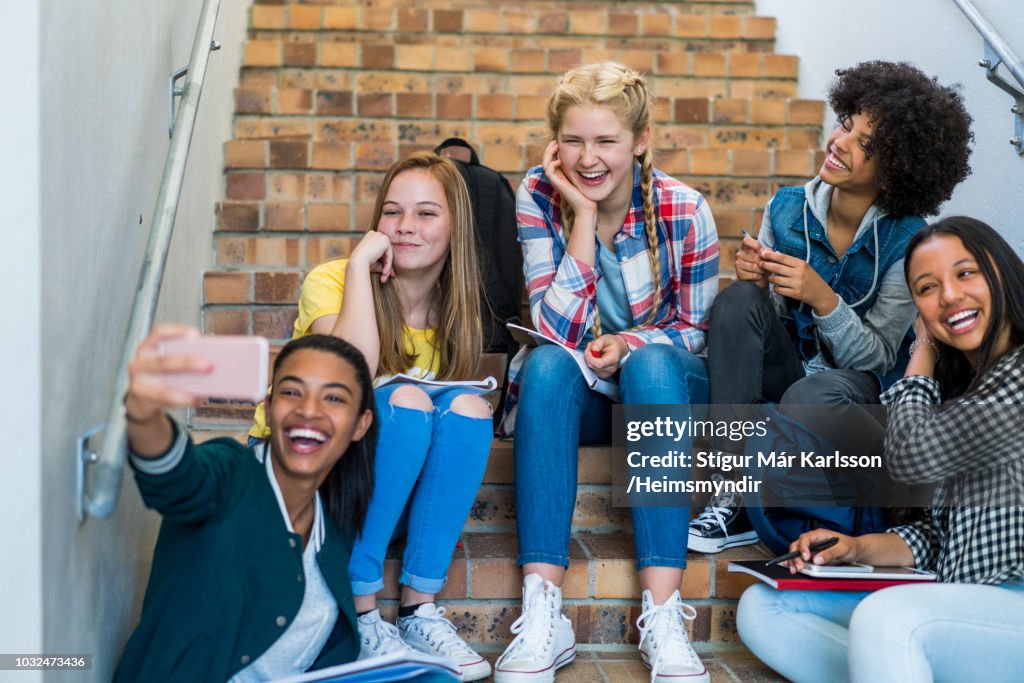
[124,324,210,423]
[584,334,628,379]
[783,529,860,574]
[735,235,769,288]
[542,140,597,222]
[351,231,395,283]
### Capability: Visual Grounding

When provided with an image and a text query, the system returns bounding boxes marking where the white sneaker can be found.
[637,590,709,682]
[494,573,576,682]
[398,603,491,682]
[357,608,415,660]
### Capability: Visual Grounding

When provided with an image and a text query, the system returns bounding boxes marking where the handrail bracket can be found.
[980,43,1024,153]
[955,0,1024,155]
[76,423,105,523]
[168,41,221,138]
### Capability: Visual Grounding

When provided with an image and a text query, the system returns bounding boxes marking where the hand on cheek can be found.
[542,140,596,218]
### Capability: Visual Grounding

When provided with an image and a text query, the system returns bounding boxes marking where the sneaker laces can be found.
[690,505,731,534]
[691,474,740,535]
[363,618,409,655]
[407,606,477,658]
[502,583,557,661]
[636,598,700,679]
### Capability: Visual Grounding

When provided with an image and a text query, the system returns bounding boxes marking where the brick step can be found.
[202,269,748,340]
[248,5,765,47]
[232,91,821,128]
[472,650,784,682]
[236,65,799,102]
[468,483,631,534]
[205,225,767,281]
[373,532,770,647]
[203,272,740,339]
[264,0,754,7]
[239,39,778,75]
[213,173,807,229]
[256,0,756,19]
[223,139,823,178]
[223,130,807,180]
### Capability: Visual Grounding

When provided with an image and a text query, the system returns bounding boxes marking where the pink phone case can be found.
[158,336,269,402]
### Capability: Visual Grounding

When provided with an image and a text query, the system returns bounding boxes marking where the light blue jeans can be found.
[737,580,1024,683]
[513,343,709,570]
[348,384,492,596]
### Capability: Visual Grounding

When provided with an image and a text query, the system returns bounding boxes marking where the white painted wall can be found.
[757,0,1024,252]
[0,0,249,679]
[0,1,43,681]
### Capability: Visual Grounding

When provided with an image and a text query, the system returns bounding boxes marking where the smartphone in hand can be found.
[158,335,269,402]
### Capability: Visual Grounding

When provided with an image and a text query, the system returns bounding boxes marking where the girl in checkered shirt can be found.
[495,62,719,683]
[737,216,1024,682]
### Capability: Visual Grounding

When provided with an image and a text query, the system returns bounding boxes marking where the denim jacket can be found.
[759,178,925,390]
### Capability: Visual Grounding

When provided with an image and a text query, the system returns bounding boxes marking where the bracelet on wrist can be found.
[909,338,940,358]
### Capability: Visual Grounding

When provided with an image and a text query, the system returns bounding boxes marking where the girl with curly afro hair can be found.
[689,61,973,556]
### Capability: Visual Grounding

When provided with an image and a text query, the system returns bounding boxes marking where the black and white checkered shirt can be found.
[881,345,1024,584]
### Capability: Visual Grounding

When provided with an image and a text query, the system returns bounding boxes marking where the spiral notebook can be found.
[506,322,619,400]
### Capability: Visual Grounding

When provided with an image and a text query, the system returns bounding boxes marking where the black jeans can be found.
[707,282,883,457]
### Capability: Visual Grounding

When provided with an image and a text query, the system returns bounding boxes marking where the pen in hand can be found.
[765,537,839,567]
[741,229,774,251]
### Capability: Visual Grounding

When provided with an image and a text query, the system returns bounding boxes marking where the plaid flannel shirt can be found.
[883,345,1024,584]
[499,165,719,435]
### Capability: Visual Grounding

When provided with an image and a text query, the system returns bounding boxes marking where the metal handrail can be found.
[78,0,223,520]
[953,0,1024,153]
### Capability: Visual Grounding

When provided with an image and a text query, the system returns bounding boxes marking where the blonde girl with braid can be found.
[495,62,719,683]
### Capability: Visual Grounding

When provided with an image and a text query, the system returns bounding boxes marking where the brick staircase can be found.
[194,0,830,678]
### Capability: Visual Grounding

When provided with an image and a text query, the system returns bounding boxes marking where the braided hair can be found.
[546,62,661,337]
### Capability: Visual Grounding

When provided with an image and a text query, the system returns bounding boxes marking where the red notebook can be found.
[728,560,937,592]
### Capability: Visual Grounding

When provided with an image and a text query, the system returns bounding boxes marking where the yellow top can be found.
[248,258,441,438]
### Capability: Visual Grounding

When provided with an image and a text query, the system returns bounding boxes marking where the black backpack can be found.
[435,138,523,354]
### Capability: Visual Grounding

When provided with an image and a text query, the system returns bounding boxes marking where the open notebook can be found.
[376,373,498,392]
[506,322,619,400]
[271,650,460,682]
[728,560,936,592]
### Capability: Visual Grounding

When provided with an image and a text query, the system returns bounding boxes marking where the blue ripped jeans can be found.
[513,343,709,570]
[348,385,492,596]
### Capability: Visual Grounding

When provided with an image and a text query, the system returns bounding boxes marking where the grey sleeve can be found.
[812,258,915,374]
[755,200,775,248]
[757,199,788,317]
[130,417,188,475]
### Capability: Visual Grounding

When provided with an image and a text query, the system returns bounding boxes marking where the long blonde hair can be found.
[368,152,481,379]
[546,61,661,336]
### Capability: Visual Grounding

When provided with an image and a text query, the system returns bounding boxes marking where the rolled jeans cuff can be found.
[400,569,447,595]
[351,577,386,597]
